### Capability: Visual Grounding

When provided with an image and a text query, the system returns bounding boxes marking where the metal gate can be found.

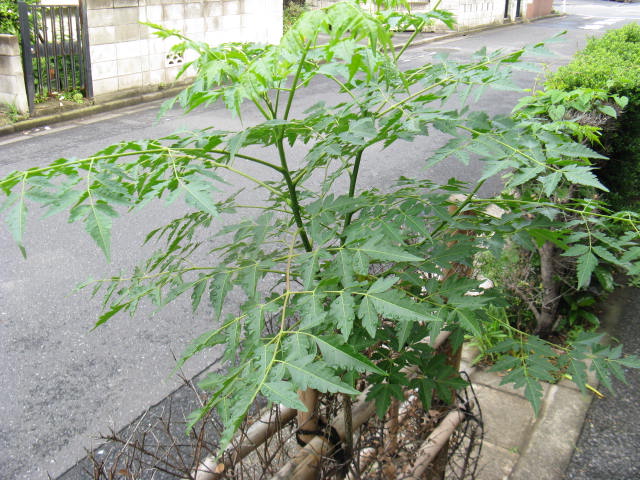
[18,1,93,114]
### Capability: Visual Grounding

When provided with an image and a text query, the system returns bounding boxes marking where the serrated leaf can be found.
[298,291,328,330]
[577,252,598,289]
[562,244,589,257]
[93,303,127,330]
[315,335,384,374]
[331,249,355,287]
[85,202,117,261]
[592,246,620,265]
[618,355,640,368]
[176,329,226,370]
[182,179,219,216]
[5,196,27,258]
[352,248,369,276]
[286,359,359,395]
[330,292,356,341]
[562,166,609,191]
[540,171,562,197]
[549,142,607,160]
[354,237,423,263]
[367,290,437,323]
[190,275,208,311]
[358,295,379,338]
[367,382,405,419]
[455,309,481,337]
[262,381,308,411]
[209,270,233,320]
[523,377,544,414]
[368,275,400,294]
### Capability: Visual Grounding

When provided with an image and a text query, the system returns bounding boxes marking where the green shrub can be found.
[0,0,19,34]
[0,1,37,36]
[283,0,307,33]
[547,23,640,210]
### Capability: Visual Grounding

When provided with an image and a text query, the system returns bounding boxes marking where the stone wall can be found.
[438,0,508,29]
[430,0,552,30]
[0,35,29,114]
[85,0,283,100]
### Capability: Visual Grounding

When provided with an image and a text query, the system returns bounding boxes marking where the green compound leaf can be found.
[577,252,598,289]
[5,195,27,258]
[261,381,308,411]
[315,334,385,375]
[330,292,356,341]
[85,201,118,261]
[358,294,379,338]
[353,237,423,263]
[286,359,359,395]
[366,290,437,323]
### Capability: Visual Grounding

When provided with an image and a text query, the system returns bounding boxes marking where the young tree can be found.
[2,0,638,474]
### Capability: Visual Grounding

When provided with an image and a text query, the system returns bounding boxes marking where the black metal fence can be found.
[18,1,93,114]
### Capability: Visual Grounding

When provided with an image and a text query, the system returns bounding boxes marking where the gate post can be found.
[79,0,93,99]
[18,1,35,114]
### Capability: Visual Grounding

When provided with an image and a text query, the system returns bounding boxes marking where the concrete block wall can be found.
[86,0,283,100]
[424,0,551,29]
[439,0,506,30]
[0,35,29,114]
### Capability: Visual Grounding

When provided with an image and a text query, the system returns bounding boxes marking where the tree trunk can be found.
[537,241,560,336]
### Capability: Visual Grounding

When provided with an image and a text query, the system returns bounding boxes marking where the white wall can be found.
[86,0,283,99]
[0,35,29,114]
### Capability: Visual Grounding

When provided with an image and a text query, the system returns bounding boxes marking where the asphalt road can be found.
[2,1,640,478]
[564,286,640,480]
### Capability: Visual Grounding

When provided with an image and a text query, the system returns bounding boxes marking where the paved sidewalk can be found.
[460,285,640,480]
[459,347,595,480]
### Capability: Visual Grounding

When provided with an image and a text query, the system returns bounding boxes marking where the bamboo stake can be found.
[297,388,322,446]
[271,331,452,480]
[188,404,297,480]
[385,398,400,453]
[346,393,420,480]
[405,408,465,480]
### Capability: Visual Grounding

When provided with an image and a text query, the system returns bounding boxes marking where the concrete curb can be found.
[460,343,596,480]
[1,12,565,138]
[0,86,185,137]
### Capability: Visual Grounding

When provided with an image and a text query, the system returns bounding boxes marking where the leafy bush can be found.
[0,0,20,34]
[0,0,37,35]
[2,1,639,461]
[283,1,308,33]
[547,23,640,210]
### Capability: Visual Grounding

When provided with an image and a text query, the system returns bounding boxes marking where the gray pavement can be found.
[2,1,640,478]
[564,286,640,480]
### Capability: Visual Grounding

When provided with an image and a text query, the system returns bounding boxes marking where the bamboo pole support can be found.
[297,388,322,445]
[346,392,420,480]
[271,331,452,480]
[405,408,465,480]
[188,404,297,480]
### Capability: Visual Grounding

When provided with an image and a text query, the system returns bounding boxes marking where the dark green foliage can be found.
[547,23,640,210]
[0,0,19,34]
[0,0,36,35]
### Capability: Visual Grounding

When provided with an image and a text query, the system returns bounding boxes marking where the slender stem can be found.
[431,179,485,238]
[276,138,312,252]
[208,149,283,173]
[394,19,426,61]
[284,39,313,120]
[342,149,364,234]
